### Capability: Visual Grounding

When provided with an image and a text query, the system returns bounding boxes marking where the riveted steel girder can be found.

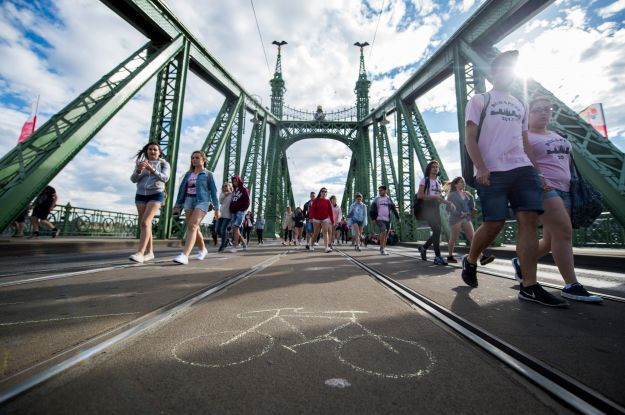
[280,120,359,150]
[223,96,245,180]
[202,95,244,171]
[242,118,267,218]
[372,121,399,201]
[150,40,190,239]
[0,37,185,233]
[263,126,282,236]
[395,98,417,241]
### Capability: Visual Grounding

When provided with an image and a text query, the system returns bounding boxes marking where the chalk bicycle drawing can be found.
[172,308,436,379]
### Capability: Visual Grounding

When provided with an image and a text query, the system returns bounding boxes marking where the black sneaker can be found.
[418,246,427,261]
[511,257,523,283]
[447,255,457,263]
[561,283,603,303]
[479,254,495,266]
[461,255,478,288]
[519,283,568,307]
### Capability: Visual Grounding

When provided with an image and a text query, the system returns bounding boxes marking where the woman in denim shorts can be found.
[171,151,220,265]
[129,142,170,263]
[524,97,601,302]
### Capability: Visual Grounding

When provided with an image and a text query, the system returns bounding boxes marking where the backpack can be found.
[463,92,491,188]
[413,179,431,220]
[569,157,602,228]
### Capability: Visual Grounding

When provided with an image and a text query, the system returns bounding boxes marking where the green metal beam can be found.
[0,37,185,232]
[241,117,267,217]
[395,97,417,241]
[223,96,245,179]
[202,95,244,171]
[150,40,190,239]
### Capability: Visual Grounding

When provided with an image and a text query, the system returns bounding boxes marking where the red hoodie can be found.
[229,176,250,213]
[308,198,334,224]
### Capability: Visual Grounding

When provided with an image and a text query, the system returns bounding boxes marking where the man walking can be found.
[369,185,400,256]
[462,50,566,307]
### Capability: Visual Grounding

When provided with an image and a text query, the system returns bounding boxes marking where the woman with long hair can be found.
[330,195,342,245]
[416,160,454,265]
[282,206,294,245]
[293,207,305,245]
[171,151,219,265]
[129,142,170,263]
[216,182,233,252]
[308,187,334,253]
[515,96,601,302]
[347,192,367,251]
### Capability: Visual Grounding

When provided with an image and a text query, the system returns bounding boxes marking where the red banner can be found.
[579,103,608,138]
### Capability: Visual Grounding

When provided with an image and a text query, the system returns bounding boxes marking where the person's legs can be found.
[539,197,576,284]
[516,211,539,286]
[467,221,504,263]
[233,226,241,248]
[30,216,39,233]
[311,222,322,249]
[461,220,475,243]
[448,223,461,257]
[182,208,206,256]
[322,222,331,249]
[39,218,55,231]
[137,202,160,255]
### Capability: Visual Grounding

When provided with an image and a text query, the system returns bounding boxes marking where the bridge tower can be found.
[270,41,287,119]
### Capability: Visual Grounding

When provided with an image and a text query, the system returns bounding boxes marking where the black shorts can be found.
[15,209,30,223]
[32,205,50,220]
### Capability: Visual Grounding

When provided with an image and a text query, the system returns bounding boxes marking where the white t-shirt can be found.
[465,90,531,173]
[419,178,442,197]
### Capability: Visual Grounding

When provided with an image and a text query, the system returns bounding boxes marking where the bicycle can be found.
[172,307,435,379]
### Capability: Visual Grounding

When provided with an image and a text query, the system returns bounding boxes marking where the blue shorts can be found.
[351,220,364,227]
[475,166,543,221]
[135,192,164,204]
[183,195,209,213]
[306,222,313,233]
[543,189,571,210]
[231,210,245,228]
[376,220,390,232]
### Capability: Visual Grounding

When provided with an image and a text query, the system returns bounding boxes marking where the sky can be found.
[1,0,624,220]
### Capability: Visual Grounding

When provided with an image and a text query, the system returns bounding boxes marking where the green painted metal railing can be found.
[2,203,211,239]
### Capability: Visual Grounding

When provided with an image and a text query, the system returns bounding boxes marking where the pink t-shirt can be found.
[419,178,442,197]
[528,131,571,192]
[376,196,390,221]
[186,172,198,195]
[465,90,531,172]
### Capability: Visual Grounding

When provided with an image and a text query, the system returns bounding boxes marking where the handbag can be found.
[569,157,602,229]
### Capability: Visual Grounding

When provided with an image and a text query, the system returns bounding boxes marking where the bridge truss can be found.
[0,0,623,241]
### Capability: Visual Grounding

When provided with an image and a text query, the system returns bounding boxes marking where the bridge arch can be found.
[283,132,353,151]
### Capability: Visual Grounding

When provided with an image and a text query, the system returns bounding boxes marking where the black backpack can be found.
[463,92,491,188]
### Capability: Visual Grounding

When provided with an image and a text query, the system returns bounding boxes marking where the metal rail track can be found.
[337,249,625,415]
[387,247,625,304]
[0,252,286,404]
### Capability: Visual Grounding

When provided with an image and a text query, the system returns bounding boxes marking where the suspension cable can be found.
[250,0,271,76]
[369,0,386,61]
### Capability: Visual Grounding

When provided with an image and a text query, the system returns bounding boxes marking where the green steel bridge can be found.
[0,0,624,244]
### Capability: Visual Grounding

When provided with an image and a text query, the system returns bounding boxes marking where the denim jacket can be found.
[174,169,219,210]
[347,201,368,227]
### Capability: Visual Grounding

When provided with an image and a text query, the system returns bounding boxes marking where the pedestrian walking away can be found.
[129,142,170,263]
[282,206,295,245]
[256,214,265,244]
[229,175,250,253]
[369,185,400,256]
[12,204,31,237]
[308,187,335,253]
[216,182,233,252]
[243,211,254,245]
[513,96,601,303]
[171,151,219,264]
[347,192,367,251]
[462,50,566,307]
[30,185,60,239]
[415,160,455,265]
[293,207,305,245]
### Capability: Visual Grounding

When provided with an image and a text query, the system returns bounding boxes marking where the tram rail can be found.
[337,248,625,414]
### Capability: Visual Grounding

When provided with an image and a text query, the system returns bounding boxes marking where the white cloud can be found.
[597,0,625,18]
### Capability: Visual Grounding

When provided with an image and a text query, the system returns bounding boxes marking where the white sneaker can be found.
[143,252,154,261]
[310,246,315,251]
[129,253,144,263]
[196,248,208,260]
[325,247,332,253]
[173,253,188,265]
[229,247,237,253]
[282,241,286,246]
[242,244,248,251]
[383,249,389,256]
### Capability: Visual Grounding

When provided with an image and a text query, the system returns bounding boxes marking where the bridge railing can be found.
[282,105,358,122]
[1,203,211,239]
[415,212,625,248]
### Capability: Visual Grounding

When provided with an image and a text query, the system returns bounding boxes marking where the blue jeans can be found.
[216,217,231,250]
[543,189,571,209]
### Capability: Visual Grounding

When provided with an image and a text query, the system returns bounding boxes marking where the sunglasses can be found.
[320,190,327,193]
